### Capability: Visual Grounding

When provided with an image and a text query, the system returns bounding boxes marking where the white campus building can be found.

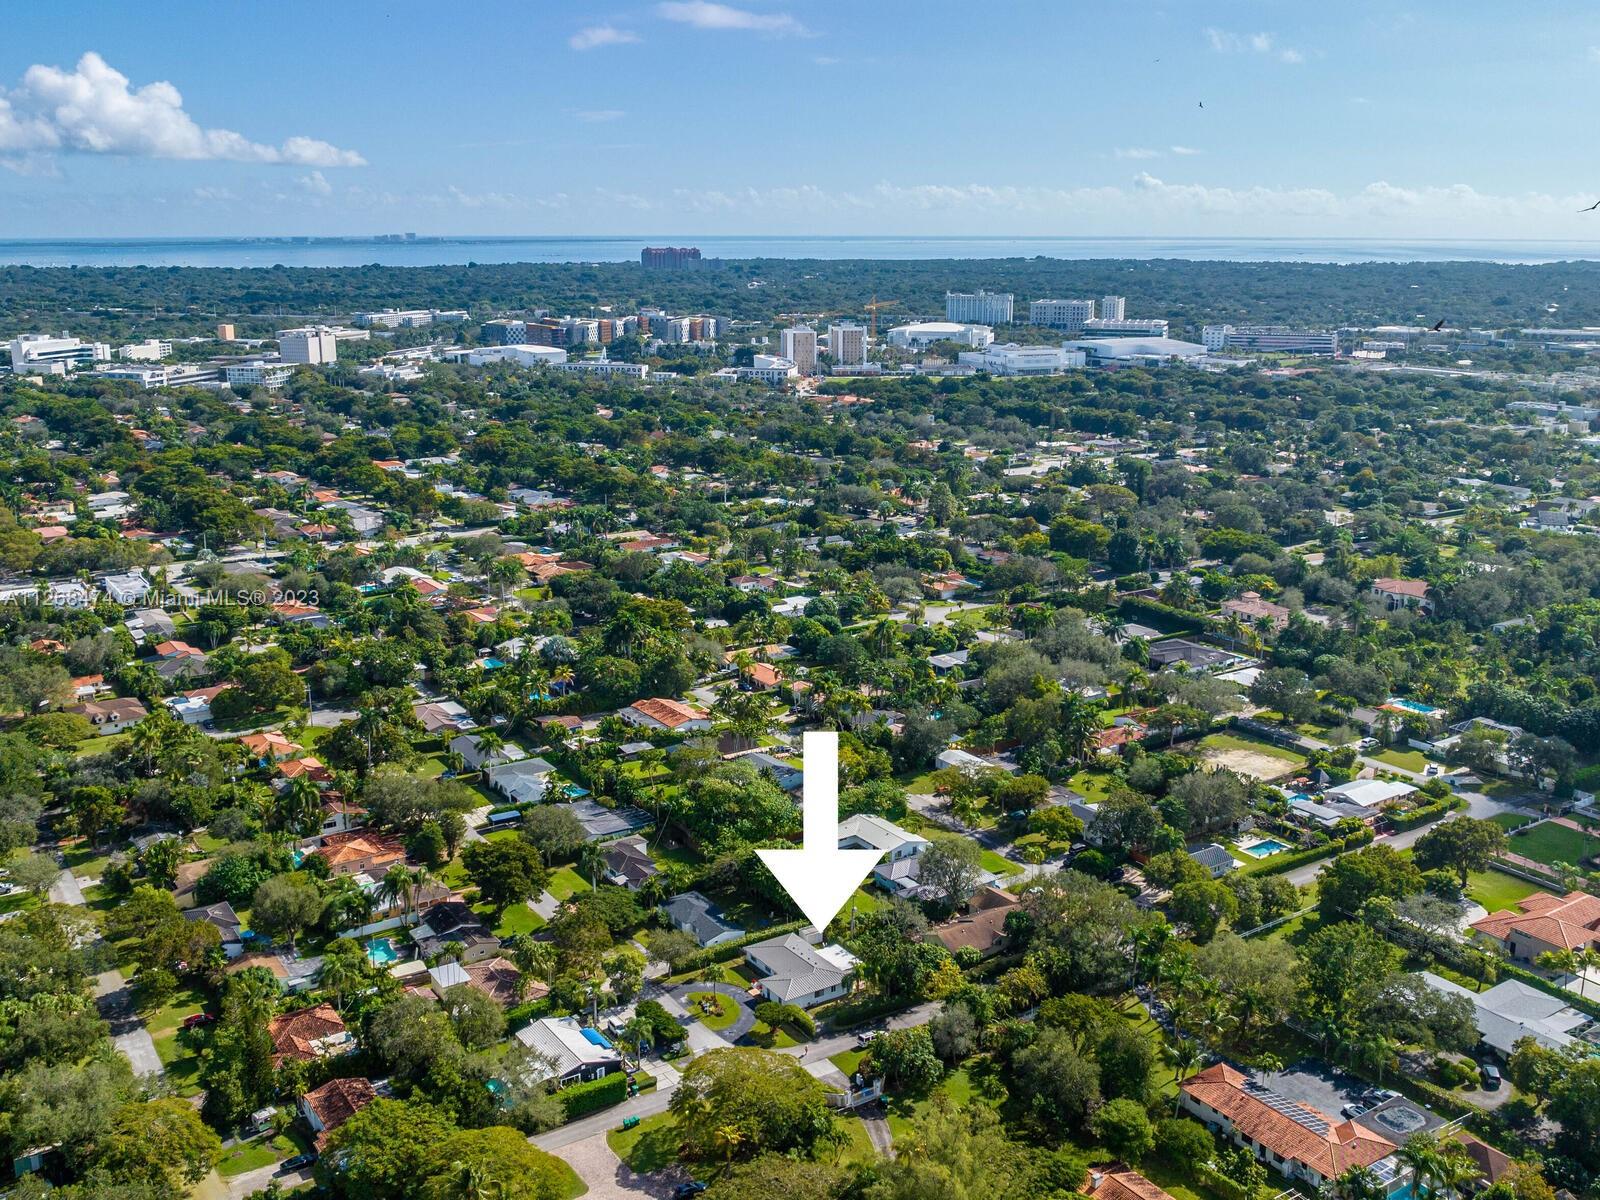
[1029,299,1097,332]
[8,333,112,374]
[958,342,1085,375]
[945,290,1014,324]
[1201,325,1340,355]
[278,326,339,365]
[886,321,994,350]
[828,322,868,365]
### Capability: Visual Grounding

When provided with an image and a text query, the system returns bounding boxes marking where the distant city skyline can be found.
[4,1,1600,240]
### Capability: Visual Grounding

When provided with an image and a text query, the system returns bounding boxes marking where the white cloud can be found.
[657,2,810,36]
[570,25,640,50]
[1170,145,1203,156]
[446,184,523,210]
[1205,28,1303,63]
[1589,45,1600,64]
[295,170,332,196]
[1115,147,1161,159]
[574,109,626,123]
[0,52,363,168]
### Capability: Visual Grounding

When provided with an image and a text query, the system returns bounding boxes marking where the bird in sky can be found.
[1431,319,1445,331]
[1581,199,1600,212]
[1198,101,1204,108]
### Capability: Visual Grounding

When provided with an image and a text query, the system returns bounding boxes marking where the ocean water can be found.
[2,235,1599,269]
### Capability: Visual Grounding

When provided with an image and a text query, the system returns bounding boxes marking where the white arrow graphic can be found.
[757,731,883,932]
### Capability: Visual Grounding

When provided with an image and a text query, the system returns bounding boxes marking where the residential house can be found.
[1082,1167,1181,1200]
[70,697,148,735]
[1470,890,1600,962]
[268,1003,352,1066]
[1370,578,1431,613]
[448,732,527,772]
[128,606,176,642]
[745,930,859,1008]
[239,730,301,764]
[1188,844,1239,879]
[312,831,406,878]
[301,1077,377,1150]
[561,799,652,841]
[1417,972,1593,1058]
[101,570,150,605]
[931,886,1020,958]
[412,699,474,735]
[1320,779,1417,809]
[1220,592,1291,632]
[513,1016,622,1086]
[1179,1064,1397,1190]
[601,837,659,889]
[618,697,712,733]
[166,683,234,724]
[484,756,557,805]
[742,751,803,792]
[411,900,499,963]
[183,900,245,957]
[661,890,744,948]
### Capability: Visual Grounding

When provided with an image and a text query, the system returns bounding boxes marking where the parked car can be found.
[856,1030,880,1047]
[1358,737,1379,750]
[1363,1087,1398,1104]
[1480,1063,1502,1090]
[182,1012,216,1030]
[672,1184,708,1199]
[279,1153,316,1174]
[1424,764,1441,776]
[1340,1103,1368,1119]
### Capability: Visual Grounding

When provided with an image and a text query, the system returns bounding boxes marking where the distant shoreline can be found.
[5,235,1600,269]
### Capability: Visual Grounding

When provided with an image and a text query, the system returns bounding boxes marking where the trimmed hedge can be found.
[1241,826,1374,877]
[1387,795,1464,832]
[1117,595,1214,635]
[813,992,920,1030]
[558,1071,628,1121]
[669,919,810,974]
[1196,1163,1259,1200]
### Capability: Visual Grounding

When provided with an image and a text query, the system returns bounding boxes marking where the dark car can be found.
[1480,1063,1502,1090]
[672,1184,708,1199]
[279,1153,316,1174]
[181,1012,216,1030]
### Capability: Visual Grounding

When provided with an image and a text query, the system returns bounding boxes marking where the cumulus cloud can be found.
[657,2,810,36]
[570,25,640,50]
[0,52,363,168]
[295,170,332,196]
[1115,147,1161,159]
[1205,28,1303,63]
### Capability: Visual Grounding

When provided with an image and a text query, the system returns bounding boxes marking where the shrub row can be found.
[1386,795,1464,831]
[1241,826,1374,877]
[558,1071,629,1121]
[1117,595,1214,635]
[669,919,811,974]
[813,992,920,1030]
[1195,1163,1257,1200]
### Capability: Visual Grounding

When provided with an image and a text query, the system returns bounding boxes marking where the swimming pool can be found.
[1240,838,1292,858]
[1385,697,1444,716]
[366,937,399,966]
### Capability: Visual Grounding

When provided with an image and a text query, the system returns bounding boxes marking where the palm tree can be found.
[319,954,363,1014]
[712,1123,746,1163]
[471,730,506,767]
[378,862,416,922]
[1536,948,1582,996]
[1397,1133,1443,1200]
[1171,1040,1201,1112]
[433,1160,505,1200]
[280,775,323,837]
[1058,693,1101,767]
[128,717,164,776]
[578,842,607,890]
[1431,1147,1480,1200]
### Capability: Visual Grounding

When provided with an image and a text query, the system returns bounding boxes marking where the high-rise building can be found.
[641,246,703,270]
[277,326,339,365]
[1099,296,1127,321]
[1081,317,1169,339]
[828,322,868,365]
[216,323,236,341]
[780,326,818,375]
[945,290,1014,324]
[480,319,527,345]
[1029,299,1096,332]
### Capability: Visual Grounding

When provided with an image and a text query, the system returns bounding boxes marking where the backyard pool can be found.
[1239,837,1292,858]
[366,937,399,966]
[1384,697,1446,717]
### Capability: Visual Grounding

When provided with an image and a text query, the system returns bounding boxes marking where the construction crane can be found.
[863,295,898,341]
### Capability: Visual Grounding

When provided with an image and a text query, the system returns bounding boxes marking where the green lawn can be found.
[829,1048,868,1077]
[1371,747,1429,772]
[1466,869,1550,914]
[1197,732,1307,764]
[841,886,885,921]
[1067,769,1119,803]
[547,866,593,901]
[74,731,130,756]
[1508,820,1600,868]
[606,1112,679,1172]
[217,1132,307,1178]
[685,991,742,1032]
[885,1068,987,1141]
[477,902,544,938]
[1490,812,1536,832]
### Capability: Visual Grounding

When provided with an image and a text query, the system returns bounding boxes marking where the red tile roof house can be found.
[268,1002,352,1066]
[1471,890,1600,963]
[619,697,712,733]
[1179,1064,1397,1191]
[312,831,407,877]
[70,697,149,735]
[1220,591,1291,631]
[1370,577,1432,613]
[300,1076,376,1150]
[1082,1166,1181,1200]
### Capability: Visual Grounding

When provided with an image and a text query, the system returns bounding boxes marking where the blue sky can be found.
[3,0,1600,239]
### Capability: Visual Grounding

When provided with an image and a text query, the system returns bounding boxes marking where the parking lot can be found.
[1253,1058,1446,1140]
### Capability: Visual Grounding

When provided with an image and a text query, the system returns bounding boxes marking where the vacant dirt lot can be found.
[1201,745,1300,781]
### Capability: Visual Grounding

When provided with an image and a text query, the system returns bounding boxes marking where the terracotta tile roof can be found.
[313,831,406,871]
[1472,889,1600,952]
[303,1076,376,1149]
[1084,1167,1179,1200]
[1181,1064,1395,1179]
[1372,577,1429,598]
[625,697,708,728]
[269,1002,346,1063]
[463,956,541,1006]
